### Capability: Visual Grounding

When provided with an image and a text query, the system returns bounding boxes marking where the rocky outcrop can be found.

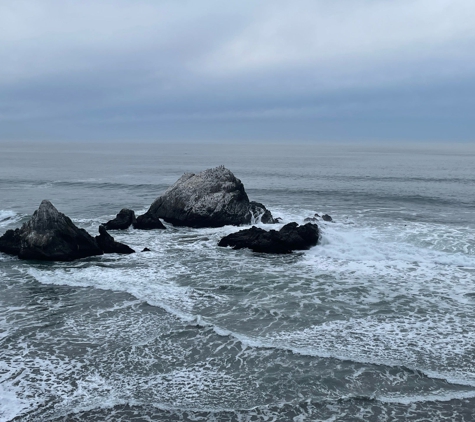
[218,222,319,254]
[136,166,274,228]
[103,208,136,230]
[0,200,103,261]
[95,226,135,254]
[249,201,275,224]
[133,213,166,230]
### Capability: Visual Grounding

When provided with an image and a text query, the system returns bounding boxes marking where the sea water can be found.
[0,141,474,421]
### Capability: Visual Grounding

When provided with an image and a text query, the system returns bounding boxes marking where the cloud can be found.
[202,0,475,72]
[0,0,474,141]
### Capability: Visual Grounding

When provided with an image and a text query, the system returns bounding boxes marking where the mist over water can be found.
[1,142,474,421]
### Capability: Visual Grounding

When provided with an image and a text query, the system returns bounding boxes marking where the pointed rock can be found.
[103,208,136,230]
[0,200,103,261]
[95,226,135,254]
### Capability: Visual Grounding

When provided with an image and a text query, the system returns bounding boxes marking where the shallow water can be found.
[1,142,474,421]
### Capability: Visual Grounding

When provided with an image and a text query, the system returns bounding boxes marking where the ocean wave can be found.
[16,393,475,422]
[20,263,475,391]
[0,210,24,230]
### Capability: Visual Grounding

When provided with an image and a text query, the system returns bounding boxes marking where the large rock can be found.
[136,166,274,228]
[218,222,319,254]
[0,200,103,261]
[103,208,136,230]
[95,226,135,254]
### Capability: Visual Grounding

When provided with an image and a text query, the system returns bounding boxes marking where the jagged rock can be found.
[141,247,151,252]
[136,166,274,228]
[249,201,275,224]
[133,213,166,230]
[0,200,103,261]
[218,222,319,254]
[95,226,135,254]
[322,214,333,222]
[103,208,136,230]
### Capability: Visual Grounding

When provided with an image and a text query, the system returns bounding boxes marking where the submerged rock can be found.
[218,222,319,254]
[95,226,135,254]
[136,166,274,228]
[0,200,103,261]
[322,214,333,222]
[103,208,136,230]
[141,247,151,252]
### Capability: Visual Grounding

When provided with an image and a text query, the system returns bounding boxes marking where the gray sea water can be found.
[0,141,474,421]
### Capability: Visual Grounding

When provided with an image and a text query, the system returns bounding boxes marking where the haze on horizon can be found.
[1,0,474,143]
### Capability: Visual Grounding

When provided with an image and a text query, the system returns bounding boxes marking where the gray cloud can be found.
[1,0,474,142]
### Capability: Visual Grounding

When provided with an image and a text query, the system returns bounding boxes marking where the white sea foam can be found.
[4,204,475,420]
[21,211,475,379]
[0,383,40,422]
[0,210,20,228]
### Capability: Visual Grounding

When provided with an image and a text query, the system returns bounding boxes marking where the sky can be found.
[1,0,474,143]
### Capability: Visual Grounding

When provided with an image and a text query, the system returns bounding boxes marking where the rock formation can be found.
[249,201,274,224]
[95,225,135,254]
[0,200,103,261]
[133,213,166,230]
[136,166,274,228]
[103,208,136,230]
[218,222,319,254]
[322,214,333,222]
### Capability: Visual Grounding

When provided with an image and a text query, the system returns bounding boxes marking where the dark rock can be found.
[314,213,320,217]
[136,166,274,228]
[304,217,318,222]
[133,213,166,230]
[274,217,283,223]
[95,226,135,254]
[218,222,319,254]
[249,201,275,224]
[0,200,103,261]
[103,208,136,230]
[278,222,320,250]
[322,214,333,222]
[0,228,22,255]
[141,247,151,252]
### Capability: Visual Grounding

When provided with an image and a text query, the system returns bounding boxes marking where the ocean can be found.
[0,141,474,421]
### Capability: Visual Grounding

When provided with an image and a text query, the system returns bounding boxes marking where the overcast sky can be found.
[1,0,474,142]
